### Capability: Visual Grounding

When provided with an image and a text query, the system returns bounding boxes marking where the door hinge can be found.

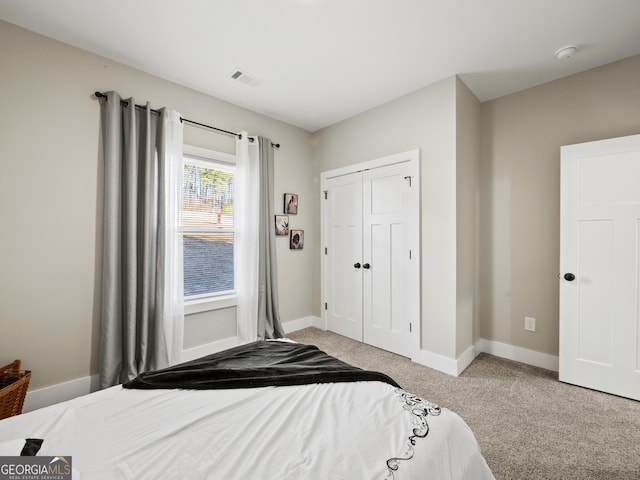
[324,190,328,199]
[409,250,412,260]
[324,302,328,310]
[325,247,328,255]
[409,322,412,333]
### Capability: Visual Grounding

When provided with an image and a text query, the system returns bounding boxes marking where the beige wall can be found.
[455,78,481,357]
[3,17,639,393]
[313,76,463,358]
[479,54,640,356]
[0,21,316,390]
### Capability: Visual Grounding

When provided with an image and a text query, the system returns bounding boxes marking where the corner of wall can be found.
[454,73,482,358]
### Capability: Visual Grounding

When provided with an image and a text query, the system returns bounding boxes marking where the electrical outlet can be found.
[524,316,536,332]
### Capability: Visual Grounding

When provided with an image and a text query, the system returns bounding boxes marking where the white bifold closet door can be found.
[324,152,419,359]
[559,133,640,401]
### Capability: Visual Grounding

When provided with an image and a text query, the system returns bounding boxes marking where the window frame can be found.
[182,145,238,314]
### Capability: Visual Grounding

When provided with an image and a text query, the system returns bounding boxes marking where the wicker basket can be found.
[0,360,31,420]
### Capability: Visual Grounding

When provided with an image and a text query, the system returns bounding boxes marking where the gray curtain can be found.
[257,137,285,339]
[98,91,171,387]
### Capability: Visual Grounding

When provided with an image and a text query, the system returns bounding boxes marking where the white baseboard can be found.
[417,338,557,377]
[23,374,100,413]
[476,338,559,372]
[416,344,476,377]
[416,349,460,377]
[282,315,324,334]
[456,344,477,375]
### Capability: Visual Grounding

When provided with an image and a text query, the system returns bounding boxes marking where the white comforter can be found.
[0,381,494,480]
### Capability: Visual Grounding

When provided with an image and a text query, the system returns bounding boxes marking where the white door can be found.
[325,172,363,341]
[362,163,419,356]
[559,133,640,401]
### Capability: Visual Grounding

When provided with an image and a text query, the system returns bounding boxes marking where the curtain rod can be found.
[93,91,280,148]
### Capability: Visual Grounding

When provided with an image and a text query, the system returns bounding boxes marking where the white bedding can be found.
[0,381,494,479]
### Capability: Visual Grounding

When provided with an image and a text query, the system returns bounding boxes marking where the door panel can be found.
[369,224,390,329]
[325,172,363,341]
[576,219,614,366]
[579,150,640,205]
[560,134,640,401]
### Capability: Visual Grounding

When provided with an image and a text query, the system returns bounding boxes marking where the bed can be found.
[0,340,495,479]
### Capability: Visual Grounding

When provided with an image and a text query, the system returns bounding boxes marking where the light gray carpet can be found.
[288,327,640,480]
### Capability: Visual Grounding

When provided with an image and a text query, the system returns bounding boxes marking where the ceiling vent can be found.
[228,68,260,87]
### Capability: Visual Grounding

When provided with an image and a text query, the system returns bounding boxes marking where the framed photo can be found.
[274,215,289,236]
[284,193,298,214]
[290,229,304,250]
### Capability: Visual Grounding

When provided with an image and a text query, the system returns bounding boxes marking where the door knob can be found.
[363,263,371,269]
[354,263,361,269]
[564,273,576,281]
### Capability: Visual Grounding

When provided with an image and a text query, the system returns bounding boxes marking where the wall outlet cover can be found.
[525,316,536,332]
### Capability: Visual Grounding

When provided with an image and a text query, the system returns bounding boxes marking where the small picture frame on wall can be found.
[275,215,289,236]
[284,193,298,214]
[290,229,304,250]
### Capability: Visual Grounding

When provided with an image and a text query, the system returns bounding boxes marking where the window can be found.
[182,146,236,300]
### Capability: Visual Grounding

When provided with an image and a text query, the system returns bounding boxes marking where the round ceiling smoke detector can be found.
[555,45,578,60]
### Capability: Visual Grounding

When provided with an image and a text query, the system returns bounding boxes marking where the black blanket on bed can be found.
[123,340,400,390]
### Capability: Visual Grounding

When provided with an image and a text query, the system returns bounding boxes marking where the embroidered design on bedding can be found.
[385,389,441,479]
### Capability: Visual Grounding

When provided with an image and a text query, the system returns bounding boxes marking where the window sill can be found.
[184,293,238,315]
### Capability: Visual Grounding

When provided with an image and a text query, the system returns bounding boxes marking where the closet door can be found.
[362,163,417,357]
[325,172,363,341]
[322,150,420,358]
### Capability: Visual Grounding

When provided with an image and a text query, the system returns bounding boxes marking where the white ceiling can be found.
[1,0,640,132]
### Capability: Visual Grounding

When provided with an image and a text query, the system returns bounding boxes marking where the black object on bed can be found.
[20,438,43,456]
[123,340,400,390]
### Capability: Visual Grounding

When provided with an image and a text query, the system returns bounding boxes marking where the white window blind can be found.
[182,154,235,298]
